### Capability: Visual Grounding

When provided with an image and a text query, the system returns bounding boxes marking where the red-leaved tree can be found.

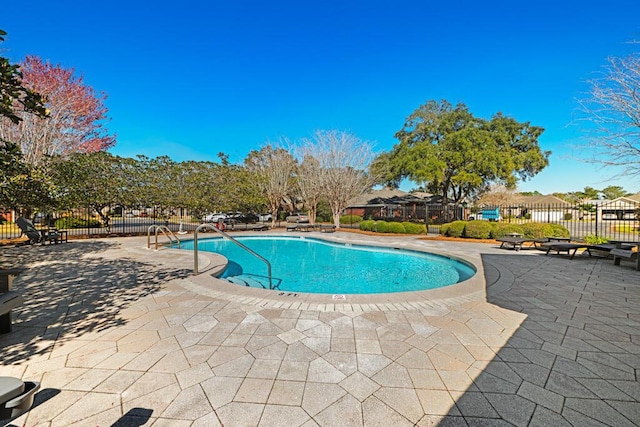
[0,55,116,166]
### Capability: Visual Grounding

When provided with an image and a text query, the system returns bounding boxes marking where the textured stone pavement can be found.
[1,232,639,426]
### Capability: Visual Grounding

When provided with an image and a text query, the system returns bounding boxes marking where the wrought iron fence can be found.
[2,201,639,242]
[446,202,638,241]
[347,201,640,241]
[0,206,203,242]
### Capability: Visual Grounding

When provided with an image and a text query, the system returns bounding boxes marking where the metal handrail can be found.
[147,225,181,250]
[193,223,273,289]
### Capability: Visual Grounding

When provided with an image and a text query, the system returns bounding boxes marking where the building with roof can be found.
[346,188,464,223]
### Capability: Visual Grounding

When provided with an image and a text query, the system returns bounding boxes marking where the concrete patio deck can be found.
[1,232,639,426]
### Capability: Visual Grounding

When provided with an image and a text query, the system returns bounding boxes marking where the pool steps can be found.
[226,275,269,289]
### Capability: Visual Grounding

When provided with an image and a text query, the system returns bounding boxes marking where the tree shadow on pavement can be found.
[439,252,640,426]
[0,240,192,364]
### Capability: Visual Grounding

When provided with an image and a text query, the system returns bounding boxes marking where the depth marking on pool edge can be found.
[332,294,346,300]
[278,292,300,297]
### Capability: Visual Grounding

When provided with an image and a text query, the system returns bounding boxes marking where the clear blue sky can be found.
[3,1,640,195]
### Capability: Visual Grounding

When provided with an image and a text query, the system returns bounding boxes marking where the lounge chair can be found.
[15,217,42,244]
[15,217,61,245]
[496,237,536,251]
[539,242,591,260]
[285,224,300,232]
[0,376,41,419]
[539,242,615,260]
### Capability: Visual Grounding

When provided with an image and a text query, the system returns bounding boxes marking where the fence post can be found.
[425,203,429,234]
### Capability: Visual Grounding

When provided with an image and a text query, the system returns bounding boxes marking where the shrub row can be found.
[360,220,426,234]
[339,214,363,224]
[439,221,570,240]
[55,217,102,229]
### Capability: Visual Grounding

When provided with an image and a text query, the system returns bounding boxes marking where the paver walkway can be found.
[1,233,639,426]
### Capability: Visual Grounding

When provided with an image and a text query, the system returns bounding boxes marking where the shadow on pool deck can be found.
[0,241,191,365]
[439,252,640,426]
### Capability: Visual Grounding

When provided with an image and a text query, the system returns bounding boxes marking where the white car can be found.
[203,213,227,223]
[259,213,273,222]
[286,213,310,223]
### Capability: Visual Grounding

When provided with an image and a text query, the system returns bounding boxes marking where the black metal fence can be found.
[0,207,202,242]
[2,201,639,243]
[348,201,640,241]
[446,202,639,241]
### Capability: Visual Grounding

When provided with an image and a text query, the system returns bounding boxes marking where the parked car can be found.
[286,213,310,223]
[203,213,227,223]
[259,213,273,222]
[226,213,259,224]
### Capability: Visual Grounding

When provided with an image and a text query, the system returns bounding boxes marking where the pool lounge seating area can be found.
[497,236,571,251]
[538,241,619,260]
[1,232,640,426]
[286,223,336,232]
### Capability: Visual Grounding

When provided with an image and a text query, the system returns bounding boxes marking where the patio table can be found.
[609,240,640,270]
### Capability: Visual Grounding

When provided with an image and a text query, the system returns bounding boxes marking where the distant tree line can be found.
[520,185,634,201]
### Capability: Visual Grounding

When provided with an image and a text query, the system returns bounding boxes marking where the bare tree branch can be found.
[300,130,376,228]
[579,49,640,179]
[245,142,297,228]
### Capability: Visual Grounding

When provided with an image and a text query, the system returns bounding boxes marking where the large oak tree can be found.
[373,100,549,204]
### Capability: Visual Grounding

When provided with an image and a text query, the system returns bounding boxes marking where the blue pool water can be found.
[181,236,475,294]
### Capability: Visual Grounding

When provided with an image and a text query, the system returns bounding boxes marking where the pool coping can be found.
[163,231,487,312]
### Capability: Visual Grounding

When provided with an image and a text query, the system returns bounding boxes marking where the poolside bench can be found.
[611,248,640,271]
[0,292,24,333]
[0,268,24,333]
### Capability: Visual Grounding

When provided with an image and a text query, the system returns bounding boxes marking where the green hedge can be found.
[583,234,608,244]
[492,223,525,239]
[402,222,426,234]
[548,224,570,238]
[445,221,467,238]
[439,223,450,235]
[359,220,375,232]
[340,214,362,224]
[55,217,102,229]
[357,220,425,234]
[437,221,570,241]
[520,223,554,238]
[373,221,389,233]
[464,221,495,239]
[386,222,406,234]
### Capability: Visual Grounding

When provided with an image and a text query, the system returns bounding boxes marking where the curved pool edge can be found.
[162,231,488,312]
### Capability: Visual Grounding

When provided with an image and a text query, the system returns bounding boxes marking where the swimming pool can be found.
[181,236,475,294]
